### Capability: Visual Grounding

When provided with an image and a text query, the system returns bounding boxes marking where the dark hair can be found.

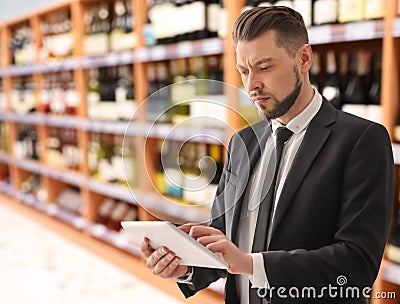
[232,6,309,57]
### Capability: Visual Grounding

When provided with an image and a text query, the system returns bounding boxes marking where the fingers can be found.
[145,246,183,278]
[179,222,206,234]
[140,237,154,258]
[146,246,168,269]
[153,253,182,278]
[197,235,224,247]
[189,226,223,239]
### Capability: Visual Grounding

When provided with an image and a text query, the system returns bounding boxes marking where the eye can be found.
[260,66,271,71]
[239,70,249,76]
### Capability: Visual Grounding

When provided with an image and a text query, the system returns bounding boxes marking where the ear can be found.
[298,44,313,73]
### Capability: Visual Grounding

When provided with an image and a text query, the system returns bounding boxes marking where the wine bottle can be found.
[368,53,381,105]
[56,186,82,214]
[87,68,101,120]
[170,58,193,124]
[387,202,400,265]
[88,132,103,178]
[191,0,208,40]
[192,142,215,206]
[15,126,39,160]
[293,0,312,27]
[40,76,51,114]
[98,133,117,183]
[95,198,116,225]
[21,174,41,194]
[338,51,350,104]
[366,52,382,123]
[344,50,372,104]
[0,121,9,152]
[364,0,384,20]
[115,65,136,121]
[207,55,224,94]
[207,0,220,38]
[322,50,341,109]
[163,140,183,198]
[155,141,167,194]
[46,127,63,168]
[98,67,118,121]
[217,0,227,38]
[257,1,275,7]
[313,0,338,25]
[310,51,321,91]
[156,61,172,122]
[182,142,201,204]
[146,62,170,123]
[42,10,73,60]
[121,205,138,222]
[342,50,373,119]
[338,0,364,23]
[62,128,81,171]
[49,74,66,115]
[242,0,257,12]
[274,0,294,9]
[107,201,130,231]
[64,71,79,116]
[84,2,111,55]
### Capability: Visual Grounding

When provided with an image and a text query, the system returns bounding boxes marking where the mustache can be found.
[250,90,268,98]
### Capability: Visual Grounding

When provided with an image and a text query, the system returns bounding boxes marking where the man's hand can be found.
[189,226,253,276]
[140,237,188,279]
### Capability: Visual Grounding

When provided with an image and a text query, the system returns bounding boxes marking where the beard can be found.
[256,66,302,121]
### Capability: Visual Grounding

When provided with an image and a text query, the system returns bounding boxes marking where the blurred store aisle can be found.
[0,199,184,304]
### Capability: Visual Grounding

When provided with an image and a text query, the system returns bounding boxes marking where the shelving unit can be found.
[0,0,400,303]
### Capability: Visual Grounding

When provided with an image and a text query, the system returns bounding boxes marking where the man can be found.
[141,6,394,304]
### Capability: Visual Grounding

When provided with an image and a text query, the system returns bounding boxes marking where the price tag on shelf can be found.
[91,224,108,238]
[201,38,224,55]
[63,57,79,70]
[135,48,149,62]
[113,234,129,249]
[177,41,194,58]
[153,124,171,138]
[120,51,134,64]
[106,53,119,66]
[150,46,167,61]
[393,18,400,37]
[73,217,86,230]
[308,25,333,45]
[344,21,376,41]
[46,204,59,216]
[25,194,36,206]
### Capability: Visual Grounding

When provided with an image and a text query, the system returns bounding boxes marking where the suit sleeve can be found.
[263,123,394,294]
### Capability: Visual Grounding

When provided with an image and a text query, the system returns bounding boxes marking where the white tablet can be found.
[121,221,229,269]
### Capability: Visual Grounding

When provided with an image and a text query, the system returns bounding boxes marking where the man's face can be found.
[236,31,303,120]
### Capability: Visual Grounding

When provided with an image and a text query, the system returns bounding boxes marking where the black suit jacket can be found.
[179,100,394,304]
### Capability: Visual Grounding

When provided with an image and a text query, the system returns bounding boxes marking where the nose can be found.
[247,72,263,94]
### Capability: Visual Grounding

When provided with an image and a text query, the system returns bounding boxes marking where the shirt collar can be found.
[271,88,323,136]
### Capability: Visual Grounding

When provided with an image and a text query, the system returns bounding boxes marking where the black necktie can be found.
[249,127,293,304]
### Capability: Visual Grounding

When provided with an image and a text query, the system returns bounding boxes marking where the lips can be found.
[253,97,270,106]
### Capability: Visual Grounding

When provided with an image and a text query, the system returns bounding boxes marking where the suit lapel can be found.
[231,121,271,244]
[268,101,337,247]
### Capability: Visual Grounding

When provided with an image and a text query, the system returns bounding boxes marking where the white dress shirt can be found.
[236,90,323,303]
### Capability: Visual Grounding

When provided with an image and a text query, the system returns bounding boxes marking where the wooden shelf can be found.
[134,38,225,62]
[0,0,399,299]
